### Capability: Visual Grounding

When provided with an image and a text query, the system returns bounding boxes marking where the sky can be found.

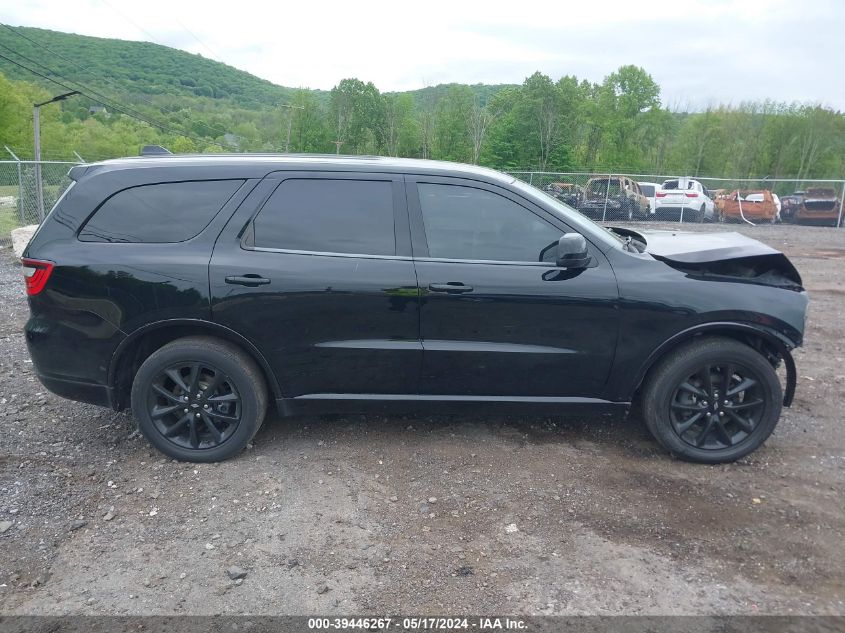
[1,0,843,110]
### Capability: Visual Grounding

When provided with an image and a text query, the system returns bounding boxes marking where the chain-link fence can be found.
[3,162,844,251]
[0,159,78,249]
[508,171,845,228]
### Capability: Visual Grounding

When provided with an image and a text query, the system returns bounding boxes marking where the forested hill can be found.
[0,25,302,107]
[0,26,508,110]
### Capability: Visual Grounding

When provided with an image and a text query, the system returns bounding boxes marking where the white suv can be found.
[654,177,715,222]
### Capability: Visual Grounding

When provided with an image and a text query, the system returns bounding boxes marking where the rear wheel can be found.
[698,205,706,223]
[642,337,782,463]
[131,336,268,462]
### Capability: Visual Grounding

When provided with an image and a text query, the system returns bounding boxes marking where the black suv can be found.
[22,155,808,463]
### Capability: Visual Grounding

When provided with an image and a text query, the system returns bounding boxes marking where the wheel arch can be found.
[631,322,797,407]
[108,319,282,410]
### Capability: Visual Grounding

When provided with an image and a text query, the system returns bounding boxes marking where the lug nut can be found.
[196,413,201,418]
[724,400,730,405]
[203,404,209,409]
[719,411,725,416]
[183,408,188,413]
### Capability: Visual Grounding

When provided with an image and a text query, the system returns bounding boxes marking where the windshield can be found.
[510,178,625,250]
[586,179,621,197]
[663,179,697,191]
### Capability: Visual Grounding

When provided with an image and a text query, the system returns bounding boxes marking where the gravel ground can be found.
[0,223,843,616]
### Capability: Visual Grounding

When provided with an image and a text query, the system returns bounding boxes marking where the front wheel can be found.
[131,336,268,462]
[641,337,783,463]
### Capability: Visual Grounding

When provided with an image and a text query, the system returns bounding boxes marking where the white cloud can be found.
[2,0,843,108]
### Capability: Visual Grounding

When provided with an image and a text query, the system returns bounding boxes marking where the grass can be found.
[0,206,24,243]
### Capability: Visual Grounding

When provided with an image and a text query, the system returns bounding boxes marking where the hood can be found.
[638,230,779,263]
[612,228,804,289]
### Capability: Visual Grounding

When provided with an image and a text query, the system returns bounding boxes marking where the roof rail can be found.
[140,145,173,156]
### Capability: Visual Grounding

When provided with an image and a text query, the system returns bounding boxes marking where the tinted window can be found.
[639,184,655,196]
[418,183,561,262]
[80,180,242,243]
[253,179,395,255]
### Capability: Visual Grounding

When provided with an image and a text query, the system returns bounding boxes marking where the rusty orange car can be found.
[795,187,841,226]
[719,190,779,224]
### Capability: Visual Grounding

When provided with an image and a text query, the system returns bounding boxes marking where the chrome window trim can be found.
[245,246,413,261]
[245,245,571,267]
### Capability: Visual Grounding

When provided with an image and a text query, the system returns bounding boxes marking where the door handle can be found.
[428,282,473,294]
[225,274,271,287]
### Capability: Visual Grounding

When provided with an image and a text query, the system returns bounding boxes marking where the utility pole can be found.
[279,103,304,152]
[33,91,80,221]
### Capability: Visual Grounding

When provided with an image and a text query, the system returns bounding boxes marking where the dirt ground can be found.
[0,222,843,616]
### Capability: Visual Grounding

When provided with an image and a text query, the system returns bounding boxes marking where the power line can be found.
[93,2,233,136]
[99,0,222,63]
[0,49,203,140]
[1,24,230,139]
[97,0,161,47]
[0,43,193,138]
[172,16,222,61]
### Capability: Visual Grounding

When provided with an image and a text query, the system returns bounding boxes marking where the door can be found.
[408,176,619,398]
[210,172,420,397]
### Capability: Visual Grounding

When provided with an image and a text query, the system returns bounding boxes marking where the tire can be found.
[698,205,706,223]
[641,337,783,464]
[131,336,269,462]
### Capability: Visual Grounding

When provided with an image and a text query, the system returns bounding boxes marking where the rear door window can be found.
[79,180,243,243]
[252,179,396,256]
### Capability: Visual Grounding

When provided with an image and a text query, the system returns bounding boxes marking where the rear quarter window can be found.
[79,180,243,243]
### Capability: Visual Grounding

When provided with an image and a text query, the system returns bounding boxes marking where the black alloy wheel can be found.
[642,337,783,463]
[147,361,242,450]
[131,336,268,462]
[669,363,764,450]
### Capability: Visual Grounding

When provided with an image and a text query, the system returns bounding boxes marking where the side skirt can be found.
[275,394,630,420]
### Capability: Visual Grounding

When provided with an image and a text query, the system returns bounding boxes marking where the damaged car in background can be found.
[779,192,804,223]
[796,187,842,226]
[654,177,715,222]
[718,190,781,224]
[578,176,649,220]
[542,182,585,208]
[22,154,807,464]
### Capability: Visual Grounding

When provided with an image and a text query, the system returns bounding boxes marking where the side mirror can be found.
[556,233,591,269]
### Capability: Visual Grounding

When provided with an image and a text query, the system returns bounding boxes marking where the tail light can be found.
[685,193,699,198]
[21,258,54,296]
[655,192,667,198]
